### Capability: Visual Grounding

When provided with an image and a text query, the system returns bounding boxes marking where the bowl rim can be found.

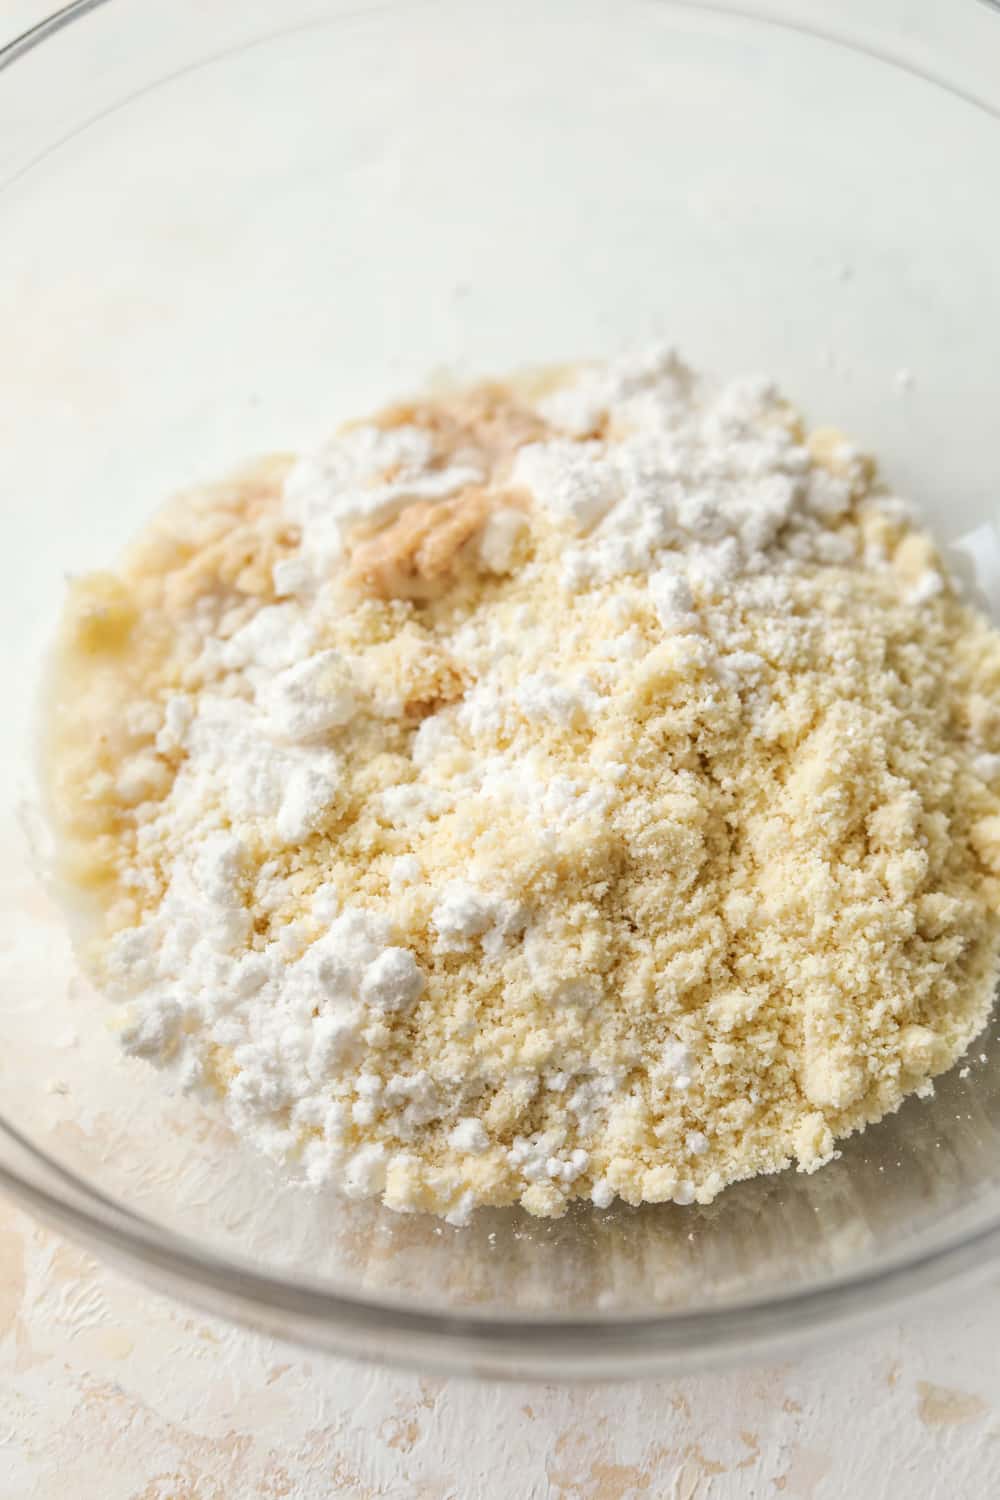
[3,0,1000,1376]
[4,1102,1000,1376]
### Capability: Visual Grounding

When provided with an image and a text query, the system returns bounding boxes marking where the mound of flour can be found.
[46,347,1000,1221]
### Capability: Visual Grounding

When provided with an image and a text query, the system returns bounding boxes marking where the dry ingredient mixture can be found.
[44,348,1000,1222]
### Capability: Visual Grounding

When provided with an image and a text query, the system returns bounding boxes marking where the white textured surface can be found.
[2,1196,1000,1497]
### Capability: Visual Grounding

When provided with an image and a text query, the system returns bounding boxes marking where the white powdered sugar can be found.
[477,506,528,573]
[647,565,700,633]
[524,353,853,598]
[510,440,621,530]
[154,692,342,845]
[448,1117,490,1154]
[515,671,599,727]
[430,880,525,958]
[258,650,357,742]
[359,948,425,1013]
[431,880,499,950]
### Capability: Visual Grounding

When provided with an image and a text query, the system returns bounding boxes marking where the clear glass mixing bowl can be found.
[1,0,1000,1379]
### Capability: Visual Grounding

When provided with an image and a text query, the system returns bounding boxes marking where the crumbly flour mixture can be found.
[45,347,1000,1221]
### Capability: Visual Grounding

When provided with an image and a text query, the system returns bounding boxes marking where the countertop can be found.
[3,1192,999,1498]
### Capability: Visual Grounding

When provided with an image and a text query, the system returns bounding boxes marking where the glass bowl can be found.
[2,0,1000,1380]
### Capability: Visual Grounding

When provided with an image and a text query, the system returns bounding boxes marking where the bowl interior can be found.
[1,0,999,1370]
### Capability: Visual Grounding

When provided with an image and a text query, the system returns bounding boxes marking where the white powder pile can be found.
[44,347,1000,1222]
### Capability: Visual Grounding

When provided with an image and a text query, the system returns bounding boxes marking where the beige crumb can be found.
[374,380,550,469]
[347,488,527,602]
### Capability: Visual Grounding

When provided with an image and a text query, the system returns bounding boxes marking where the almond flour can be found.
[42,348,1000,1221]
